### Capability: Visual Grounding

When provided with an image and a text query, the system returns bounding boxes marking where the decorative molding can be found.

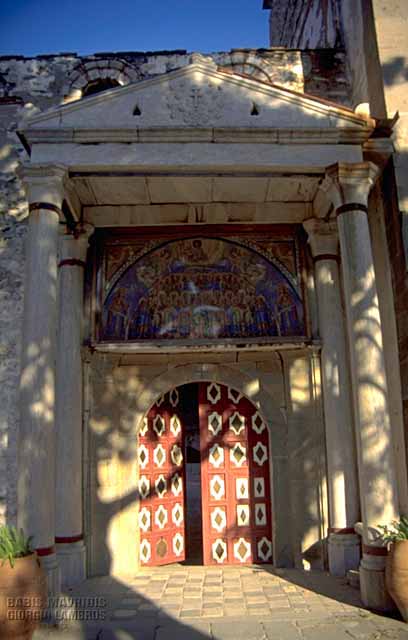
[336,203,368,216]
[55,534,84,543]
[29,202,62,216]
[166,79,226,127]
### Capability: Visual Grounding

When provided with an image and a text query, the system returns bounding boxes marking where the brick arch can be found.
[219,52,274,83]
[64,58,140,101]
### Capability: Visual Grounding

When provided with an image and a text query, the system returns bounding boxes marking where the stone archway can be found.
[132,363,291,570]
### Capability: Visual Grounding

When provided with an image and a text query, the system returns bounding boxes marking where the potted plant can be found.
[380,517,408,621]
[0,525,47,639]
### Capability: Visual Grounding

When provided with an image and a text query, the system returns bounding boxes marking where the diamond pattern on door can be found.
[230,443,247,467]
[209,443,224,468]
[237,504,250,526]
[153,443,166,467]
[140,416,148,436]
[138,393,186,566]
[252,412,266,434]
[236,478,249,500]
[153,415,165,437]
[200,382,273,565]
[212,538,227,563]
[155,474,167,498]
[208,412,222,436]
[170,415,181,436]
[234,537,251,562]
[169,388,179,407]
[229,412,245,435]
[211,507,227,532]
[207,382,221,405]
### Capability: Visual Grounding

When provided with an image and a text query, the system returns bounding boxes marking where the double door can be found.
[138,382,273,566]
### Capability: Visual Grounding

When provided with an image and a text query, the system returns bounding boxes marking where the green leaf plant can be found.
[378,516,408,544]
[0,525,33,568]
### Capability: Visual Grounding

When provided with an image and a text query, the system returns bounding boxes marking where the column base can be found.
[360,553,396,612]
[56,540,86,587]
[328,533,360,577]
[39,552,61,622]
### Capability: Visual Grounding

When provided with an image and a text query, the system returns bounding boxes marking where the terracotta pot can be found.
[386,540,408,621]
[0,553,47,639]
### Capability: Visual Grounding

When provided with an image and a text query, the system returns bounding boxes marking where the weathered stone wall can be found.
[0,46,348,527]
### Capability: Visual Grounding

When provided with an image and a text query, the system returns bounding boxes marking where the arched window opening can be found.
[82,77,120,97]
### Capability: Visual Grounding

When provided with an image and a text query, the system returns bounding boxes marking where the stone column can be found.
[326,162,399,611]
[17,164,66,595]
[303,219,360,577]
[55,226,93,587]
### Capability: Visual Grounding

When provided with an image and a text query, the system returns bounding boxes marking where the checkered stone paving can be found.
[33,567,408,640]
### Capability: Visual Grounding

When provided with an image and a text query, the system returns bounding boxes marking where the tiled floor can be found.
[34,566,408,639]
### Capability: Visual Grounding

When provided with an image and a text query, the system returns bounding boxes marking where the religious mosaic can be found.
[100,236,305,343]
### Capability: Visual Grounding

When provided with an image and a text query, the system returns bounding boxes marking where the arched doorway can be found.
[138,381,273,567]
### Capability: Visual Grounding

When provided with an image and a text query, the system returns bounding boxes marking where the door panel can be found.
[199,382,273,565]
[138,389,186,566]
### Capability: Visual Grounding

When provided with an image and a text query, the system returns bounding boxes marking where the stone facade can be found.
[1,0,407,614]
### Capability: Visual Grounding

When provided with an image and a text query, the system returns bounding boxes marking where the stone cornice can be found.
[19,126,374,150]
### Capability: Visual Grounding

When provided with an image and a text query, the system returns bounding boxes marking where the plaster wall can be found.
[85,350,327,576]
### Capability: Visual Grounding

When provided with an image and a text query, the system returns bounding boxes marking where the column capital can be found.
[324,162,381,213]
[303,218,339,259]
[17,163,67,211]
[59,223,95,265]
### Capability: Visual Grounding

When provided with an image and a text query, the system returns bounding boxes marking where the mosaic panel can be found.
[101,237,305,342]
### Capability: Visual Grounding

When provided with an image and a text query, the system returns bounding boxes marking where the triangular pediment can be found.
[21,59,373,135]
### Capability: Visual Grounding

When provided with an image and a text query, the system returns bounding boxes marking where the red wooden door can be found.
[138,388,186,566]
[199,382,273,565]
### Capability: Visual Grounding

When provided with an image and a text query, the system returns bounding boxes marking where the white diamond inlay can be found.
[138,507,151,532]
[138,475,150,499]
[211,507,227,532]
[153,443,166,467]
[229,411,245,435]
[209,443,224,468]
[236,478,249,500]
[255,503,267,526]
[169,388,179,407]
[171,473,183,496]
[212,538,227,564]
[208,411,222,436]
[207,382,221,405]
[140,416,148,436]
[171,444,183,467]
[210,475,225,500]
[237,504,250,527]
[155,505,168,530]
[153,414,166,437]
[156,395,165,407]
[258,536,273,562]
[254,477,265,498]
[138,444,149,469]
[173,532,184,557]
[170,414,181,436]
[234,537,251,563]
[228,387,242,403]
[155,474,167,498]
[140,539,151,563]
[253,442,268,466]
[172,503,184,527]
[251,411,266,434]
[230,443,247,468]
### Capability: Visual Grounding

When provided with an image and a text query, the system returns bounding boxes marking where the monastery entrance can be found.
[138,382,273,567]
